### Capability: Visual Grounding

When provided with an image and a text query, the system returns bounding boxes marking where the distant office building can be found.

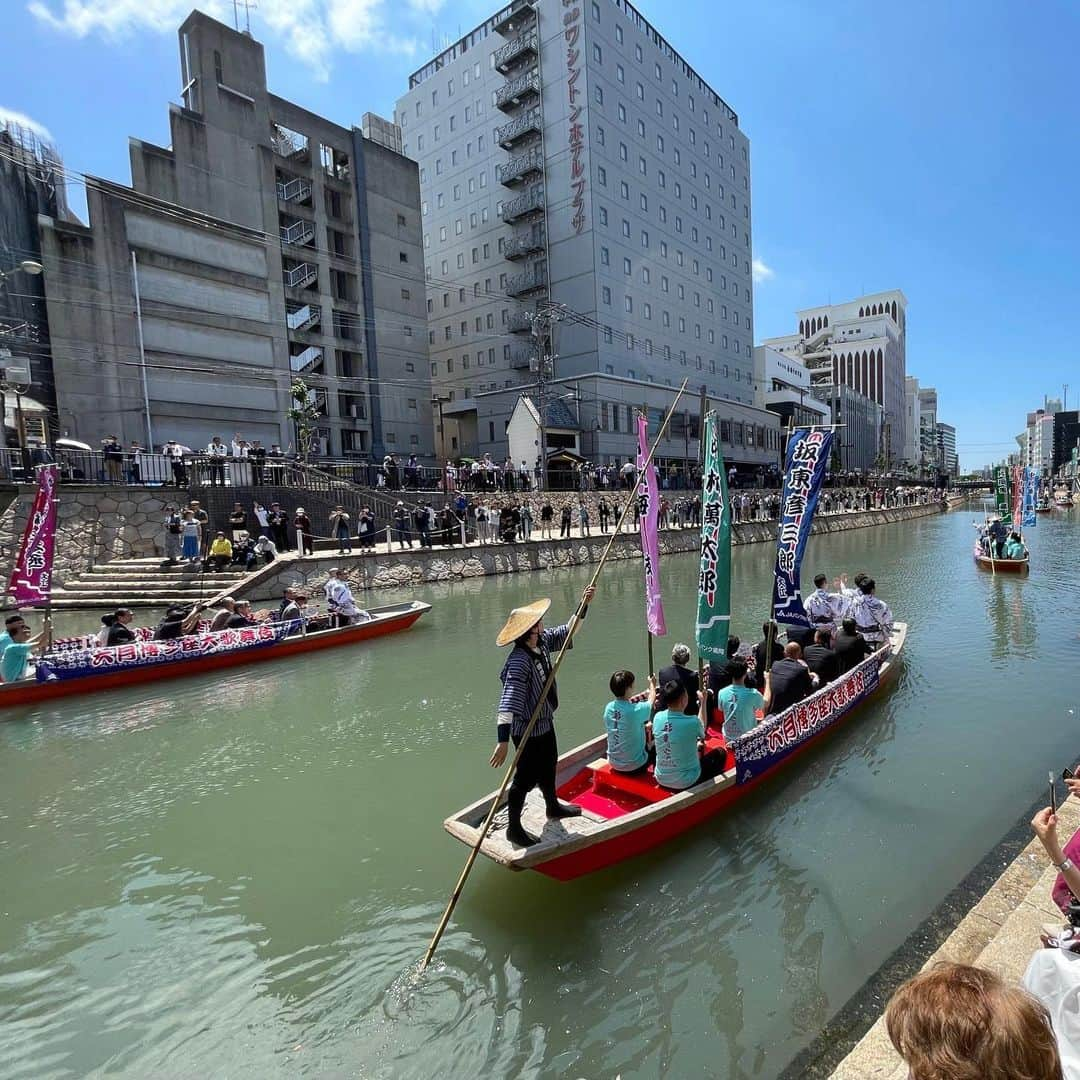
[754,346,828,430]
[396,0,779,477]
[918,386,938,473]
[1052,410,1080,475]
[935,422,957,478]
[0,118,74,445]
[1022,409,1055,473]
[811,383,881,472]
[762,290,908,467]
[903,375,922,470]
[38,12,433,458]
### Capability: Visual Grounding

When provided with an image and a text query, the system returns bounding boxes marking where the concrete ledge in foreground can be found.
[827,797,1080,1079]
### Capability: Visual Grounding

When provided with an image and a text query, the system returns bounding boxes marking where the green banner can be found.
[695,413,732,662]
[994,466,1012,525]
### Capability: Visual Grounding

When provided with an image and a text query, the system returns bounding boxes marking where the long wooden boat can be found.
[1056,497,1074,509]
[445,622,907,881]
[0,601,430,711]
[972,543,1029,574]
[1036,502,1055,514]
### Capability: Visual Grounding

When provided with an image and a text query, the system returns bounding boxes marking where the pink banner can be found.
[1012,465,1023,530]
[8,465,58,607]
[636,414,666,637]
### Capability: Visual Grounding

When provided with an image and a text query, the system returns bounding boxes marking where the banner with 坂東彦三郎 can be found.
[771,428,834,628]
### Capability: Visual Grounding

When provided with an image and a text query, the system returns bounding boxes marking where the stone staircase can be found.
[49,557,251,610]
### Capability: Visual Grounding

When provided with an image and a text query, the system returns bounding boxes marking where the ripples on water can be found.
[0,510,1078,1078]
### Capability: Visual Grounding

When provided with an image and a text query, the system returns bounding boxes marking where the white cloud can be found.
[752,258,775,284]
[27,0,227,38]
[0,106,54,143]
[27,0,421,80]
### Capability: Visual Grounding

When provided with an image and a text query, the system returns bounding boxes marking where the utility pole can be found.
[529,302,565,492]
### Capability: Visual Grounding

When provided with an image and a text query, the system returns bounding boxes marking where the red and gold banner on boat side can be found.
[35,622,290,682]
[731,650,883,782]
[8,464,58,607]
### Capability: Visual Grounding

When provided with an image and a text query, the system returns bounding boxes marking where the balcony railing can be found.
[500,185,545,223]
[493,0,536,36]
[280,218,315,246]
[509,347,534,370]
[276,177,312,204]
[495,71,540,112]
[507,310,533,333]
[496,108,543,150]
[283,262,317,289]
[494,30,538,73]
[290,345,323,373]
[505,263,547,298]
[286,303,321,333]
[504,228,545,261]
[497,145,544,187]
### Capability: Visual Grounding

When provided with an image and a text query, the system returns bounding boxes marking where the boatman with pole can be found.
[490,585,597,847]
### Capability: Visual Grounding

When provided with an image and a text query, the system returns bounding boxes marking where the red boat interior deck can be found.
[558,730,733,820]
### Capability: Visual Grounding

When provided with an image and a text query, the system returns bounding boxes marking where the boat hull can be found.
[445,624,906,881]
[0,602,429,711]
[973,545,1029,573]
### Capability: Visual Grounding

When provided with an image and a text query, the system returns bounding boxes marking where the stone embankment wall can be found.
[240,497,962,602]
[0,486,172,592]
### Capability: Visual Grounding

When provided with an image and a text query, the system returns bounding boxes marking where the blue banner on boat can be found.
[732,651,881,781]
[1022,467,1039,528]
[771,427,835,627]
[36,623,291,682]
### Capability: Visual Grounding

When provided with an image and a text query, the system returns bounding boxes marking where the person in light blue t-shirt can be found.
[0,612,26,655]
[603,670,657,773]
[653,680,725,791]
[716,657,770,743]
[0,618,49,683]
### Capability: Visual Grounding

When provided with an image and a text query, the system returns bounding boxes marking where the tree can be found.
[288,379,321,462]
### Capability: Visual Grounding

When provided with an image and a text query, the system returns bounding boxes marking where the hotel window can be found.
[617,64,625,83]
[593,44,602,62]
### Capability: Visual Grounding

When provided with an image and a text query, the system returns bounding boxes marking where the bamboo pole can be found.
[420,379,689,973]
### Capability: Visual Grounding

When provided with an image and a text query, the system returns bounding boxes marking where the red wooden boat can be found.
[972,544,1029,574]
[445,623,906,881]
[0,601,430,711]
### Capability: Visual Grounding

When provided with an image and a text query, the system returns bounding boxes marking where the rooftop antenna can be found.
[237,0,257,34]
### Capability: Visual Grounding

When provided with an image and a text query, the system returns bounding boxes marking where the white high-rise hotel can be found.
[396,0,781,475]
[764,291,908,468]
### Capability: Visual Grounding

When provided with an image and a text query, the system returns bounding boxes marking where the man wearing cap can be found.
[490,584,597,848]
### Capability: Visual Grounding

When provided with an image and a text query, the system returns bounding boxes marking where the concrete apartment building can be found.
[936,421,957,478]
[763,290,908,469]
[395,0,780,478]
[39,12,433,459]
[0,119,74,444]
[753,345,828,431]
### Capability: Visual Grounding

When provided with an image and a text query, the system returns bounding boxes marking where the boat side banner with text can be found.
[8,465,58,608]
[695,412,731,661]
[994,466,1013,526]
[36,623,292,682]
[771,428,834,628]
[636,413,666,637]
[733,650,882,781]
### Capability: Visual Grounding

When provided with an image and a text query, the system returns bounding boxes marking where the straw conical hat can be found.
[496,598,551,647]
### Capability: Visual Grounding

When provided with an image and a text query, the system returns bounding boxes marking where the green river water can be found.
[1,507,1078,1078]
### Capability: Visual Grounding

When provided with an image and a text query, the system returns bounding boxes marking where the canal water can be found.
[1,508,1077,1078]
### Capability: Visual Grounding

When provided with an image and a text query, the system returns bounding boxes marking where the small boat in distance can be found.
[0,601,431,712]
[972,544,1030,574]
[445,624,907,880]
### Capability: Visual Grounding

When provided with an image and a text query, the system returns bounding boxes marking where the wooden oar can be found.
[420,379,688,973]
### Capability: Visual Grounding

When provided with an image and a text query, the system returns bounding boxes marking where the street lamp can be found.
[0,260,43,283]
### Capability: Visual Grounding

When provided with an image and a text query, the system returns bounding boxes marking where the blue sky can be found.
[5,0,1078,471]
